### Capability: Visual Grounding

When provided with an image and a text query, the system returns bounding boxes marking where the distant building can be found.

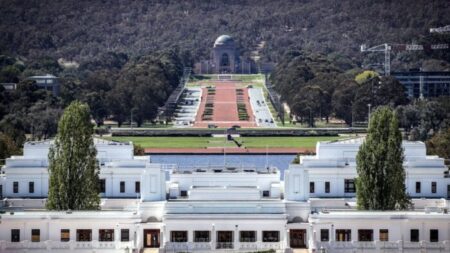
[0,83,17,90]
[27,74,60,96]
[392,71,450,99]
[195,35,258,74]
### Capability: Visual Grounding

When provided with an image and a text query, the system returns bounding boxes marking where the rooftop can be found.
[28,74,57,79]
[214,34,235,47]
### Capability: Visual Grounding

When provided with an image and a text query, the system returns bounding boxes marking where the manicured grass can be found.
[236,136,342,148]
[187,74,266,88]
[104,136,235,148]
[104,136,343,149]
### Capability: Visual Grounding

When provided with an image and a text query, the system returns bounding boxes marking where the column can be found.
[161,225,166,249]
[308,225,316,251]
[331,224,335,242]
[114,225,120,249]
[234,225,239,250]
[134,225,141,252]
[211,224,216,250]
[286,229,290,249]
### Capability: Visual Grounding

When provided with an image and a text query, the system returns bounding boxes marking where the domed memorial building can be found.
[195,34,257,74]
[212,35,236,73]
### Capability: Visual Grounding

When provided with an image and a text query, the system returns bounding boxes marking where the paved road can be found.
[248,88,276,128]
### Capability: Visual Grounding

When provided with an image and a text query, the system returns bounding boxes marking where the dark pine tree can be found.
[46,101,100,210]
[356,106,410,210]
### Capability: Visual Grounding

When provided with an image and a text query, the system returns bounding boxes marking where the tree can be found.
[134,144,145,156]
[396,98,449,141]
[271,50,342,126]
[352,76,408,122]
[332,78,358,125]
[46,101,100,210]
[356,107,410,210]
[0,132,20,165]
[426,128,450,160]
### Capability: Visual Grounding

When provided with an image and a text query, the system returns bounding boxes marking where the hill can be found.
[0,0,449,71]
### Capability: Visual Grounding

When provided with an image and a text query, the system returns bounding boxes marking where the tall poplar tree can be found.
[46,101,100,210]
[356,106,410,210]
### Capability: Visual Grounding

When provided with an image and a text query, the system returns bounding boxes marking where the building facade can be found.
[27,74,60,96]
[0,138,449,253]
[194,35,257,74]
[392,71,450,99]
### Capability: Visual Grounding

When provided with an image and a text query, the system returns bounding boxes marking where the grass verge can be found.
[104,136,343,149]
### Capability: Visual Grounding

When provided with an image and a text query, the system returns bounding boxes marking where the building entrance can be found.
[290,229,307,248]
[144,229,160,248]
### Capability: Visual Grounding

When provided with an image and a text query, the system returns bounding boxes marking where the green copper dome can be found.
[214,35,235,47]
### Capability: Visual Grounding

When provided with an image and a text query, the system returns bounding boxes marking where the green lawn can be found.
[104,136,234,148]
[236,136,342,148]
[104,136,343,149]
[187,74,265,88]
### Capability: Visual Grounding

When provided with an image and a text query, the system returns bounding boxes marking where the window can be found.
[310,182,315,193]
[431,182,437,194]
[76,229,92,241]
[344,179,355,193]
[135,181,140,193]
[194,231,210,242]
[358,230,373,241]
[99,229,114,241]
[379,229,389,241]
[31,229,40,242]
[13,181,18,193]
[120,181,125,193]
[11,229,20,242]
[61,229,70,242]
[171,231,188,242]
[29,182,34,193]
[121,229,129,242]
[430,229,438,242]
[262,231,279,242]
[320,229,329,242]
[99,179,106,193]
[325,182,330,193]
[180,190,187,197]
[416,182,421,193]
[410,229,419,242]
[240,231,256,242]
[263,190,270,197]
[336,229,351,241]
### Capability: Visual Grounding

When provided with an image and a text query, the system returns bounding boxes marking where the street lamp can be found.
[367,103,372,127]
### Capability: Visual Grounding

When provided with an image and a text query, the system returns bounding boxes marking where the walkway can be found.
[194,82,256,128]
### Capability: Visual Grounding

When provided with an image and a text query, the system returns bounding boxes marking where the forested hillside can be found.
[1,0,449,71]
[1,0,450,160]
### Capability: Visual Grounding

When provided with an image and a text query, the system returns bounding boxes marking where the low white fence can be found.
[315,240,450,252]
[0,240,134,251]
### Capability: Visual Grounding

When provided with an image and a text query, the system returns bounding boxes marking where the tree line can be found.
[0,50,185,162]
[271,50,409,126]
[0,0,448,72]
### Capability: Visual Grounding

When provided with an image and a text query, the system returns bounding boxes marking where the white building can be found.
[27,74,60,96]
[0,138,449,253]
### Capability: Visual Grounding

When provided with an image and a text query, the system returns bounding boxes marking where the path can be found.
[194,81,256,128]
